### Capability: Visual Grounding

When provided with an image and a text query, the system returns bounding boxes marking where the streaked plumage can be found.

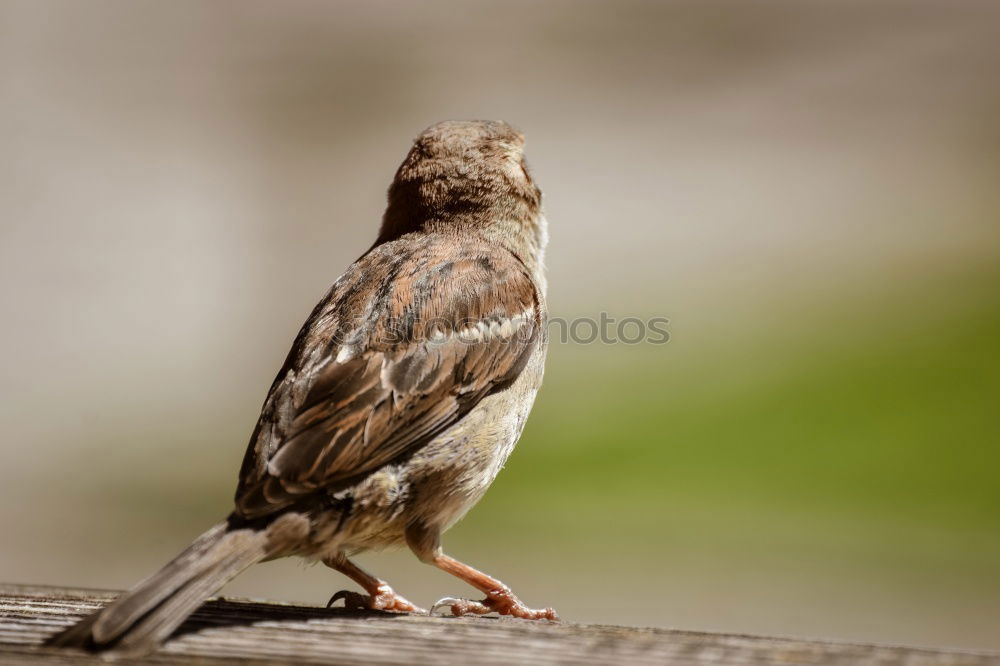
[48,120,555,656]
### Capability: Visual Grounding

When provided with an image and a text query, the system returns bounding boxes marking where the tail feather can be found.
[47,522,272,656]
[91,523,230,644]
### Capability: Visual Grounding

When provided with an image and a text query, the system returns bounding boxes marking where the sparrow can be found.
[47,119,555,656]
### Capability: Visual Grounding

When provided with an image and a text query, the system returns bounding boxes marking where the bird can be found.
[46,119,555,656]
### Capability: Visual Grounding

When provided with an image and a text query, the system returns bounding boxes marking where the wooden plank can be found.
[1,584,997,665]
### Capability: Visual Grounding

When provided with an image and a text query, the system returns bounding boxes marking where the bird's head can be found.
[378,120,543,250]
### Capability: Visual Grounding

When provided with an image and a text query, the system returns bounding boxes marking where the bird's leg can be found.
[406,524,558,620]
[427,554,559,620]
[323,553,424,613]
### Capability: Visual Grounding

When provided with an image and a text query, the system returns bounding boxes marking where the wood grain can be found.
[1,584,997,665]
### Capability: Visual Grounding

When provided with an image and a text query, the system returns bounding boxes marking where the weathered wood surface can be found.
[1,584,997,666]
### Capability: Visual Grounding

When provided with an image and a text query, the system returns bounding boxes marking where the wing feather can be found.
[233,235,541,519]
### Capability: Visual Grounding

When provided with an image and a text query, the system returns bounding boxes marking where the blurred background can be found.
[2,0,999,652]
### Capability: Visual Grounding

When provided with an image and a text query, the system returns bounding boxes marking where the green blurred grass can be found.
[461,262,1000,581]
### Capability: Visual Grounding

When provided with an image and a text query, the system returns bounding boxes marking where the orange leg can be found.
[323,553,424,613]
[428,553,558,621]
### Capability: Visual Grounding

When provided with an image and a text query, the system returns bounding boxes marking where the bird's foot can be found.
[327,583,424,613]
[430,586,558,620]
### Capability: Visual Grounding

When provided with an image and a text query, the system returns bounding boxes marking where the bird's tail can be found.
[46,521,275,656]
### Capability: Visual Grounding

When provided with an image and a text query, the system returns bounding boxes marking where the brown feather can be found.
[234,234,541,519]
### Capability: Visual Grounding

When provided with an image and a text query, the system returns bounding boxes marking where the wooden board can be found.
[1,584,997,665]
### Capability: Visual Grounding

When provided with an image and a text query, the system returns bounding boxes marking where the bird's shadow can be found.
[170,597,409,640]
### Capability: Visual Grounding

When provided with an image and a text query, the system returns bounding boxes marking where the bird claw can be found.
[327,589,367,609]
[327,584,424,613]
[430,590,558,620]
[429,596,470,616]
